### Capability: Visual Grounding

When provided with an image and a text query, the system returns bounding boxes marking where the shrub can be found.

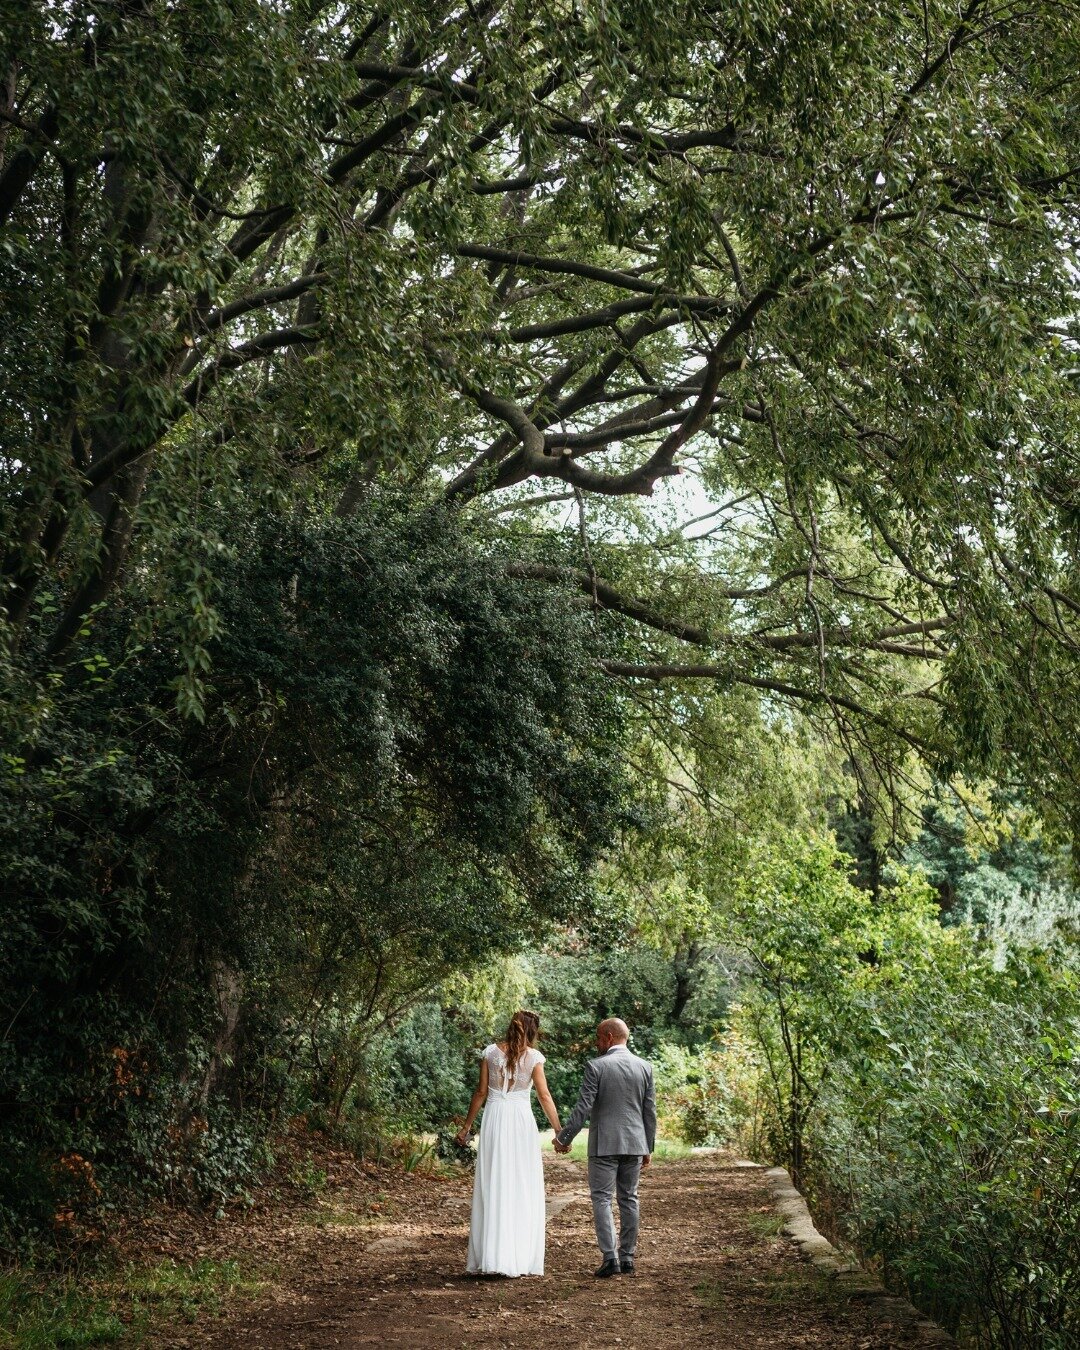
[716,834,1080,1348]
[813,951,1080,1346]
[652,1042,742,1147]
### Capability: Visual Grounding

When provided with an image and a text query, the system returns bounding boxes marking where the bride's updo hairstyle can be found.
[504,1009,540,1076]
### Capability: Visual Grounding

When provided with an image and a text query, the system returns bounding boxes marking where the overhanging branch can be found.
[455,244,678,296]
[507,562,710,644]
[601,663,936,754]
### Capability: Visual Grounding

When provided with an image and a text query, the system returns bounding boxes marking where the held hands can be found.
[551,1138,571,1154]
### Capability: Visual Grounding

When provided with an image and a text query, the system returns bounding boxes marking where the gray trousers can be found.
[587,1154,643,1262]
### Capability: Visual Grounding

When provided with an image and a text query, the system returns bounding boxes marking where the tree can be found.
[5,0,1080,1240]
[720,834,886,1186]
[900,783,1080,939]
[2,0,1080,829]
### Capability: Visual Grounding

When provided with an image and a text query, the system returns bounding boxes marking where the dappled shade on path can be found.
[162,1154,929,1348]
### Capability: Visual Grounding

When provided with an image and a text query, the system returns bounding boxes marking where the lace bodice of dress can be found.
[485,1043,545,1094]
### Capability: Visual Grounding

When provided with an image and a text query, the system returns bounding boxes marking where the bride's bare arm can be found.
[456,1056,489,1143]
[531,1063,562,1134]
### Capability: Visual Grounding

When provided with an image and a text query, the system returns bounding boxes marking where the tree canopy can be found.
[3,0,1080,827]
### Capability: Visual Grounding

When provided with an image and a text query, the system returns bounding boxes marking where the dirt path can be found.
[152,1152,926,1349]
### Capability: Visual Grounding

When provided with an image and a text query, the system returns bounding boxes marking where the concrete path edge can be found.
[749,1162,955,1346]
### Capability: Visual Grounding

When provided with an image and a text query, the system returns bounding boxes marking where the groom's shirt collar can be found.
[604,1044,630,1055]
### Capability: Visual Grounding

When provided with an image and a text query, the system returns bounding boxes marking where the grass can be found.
[645,1137,697,1162]
[762,1269,817,1307]
[287,1157,328,1195]
[542,1131,696,1163]
[765,1267,845,1310]
[693,1275,727,1309]
[0,1272,124,1349]
[385,1134,465,1179]
[308,1204,370,1229]
[695,1268,837,1314]
[744,1209,787,1239]
[121,1257,260,1326]
[0,1257,263,1349]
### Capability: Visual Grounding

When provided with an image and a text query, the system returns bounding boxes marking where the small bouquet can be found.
[434,1125,476,1169]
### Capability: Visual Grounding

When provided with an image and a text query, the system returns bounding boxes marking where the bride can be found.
[455,1009,562,1276]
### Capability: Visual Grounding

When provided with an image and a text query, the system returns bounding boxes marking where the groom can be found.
[552,1017,657,1278]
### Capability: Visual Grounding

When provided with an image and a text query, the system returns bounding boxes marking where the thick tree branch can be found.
[556,243,837,497]
[437,359,551,472]
[543,114,760,159]
[545,409,692,451]
[0,104,57,225]
[470,171,559,196]
[454,244,680,297]
[196,273,329,337]
[757,616,948,652]
[503,292,731,342]
[513,560,949,655]
[445,312,688,499]
[80,327,320,495]
[179,326,321,408]
[483,492,576,516]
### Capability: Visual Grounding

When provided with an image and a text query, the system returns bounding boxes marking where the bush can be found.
[525,939,729,1122]
[377,1003,473,1132]
[716,833,1080,1348]
[650,1042,745,1146]
[813,950,1080,1347]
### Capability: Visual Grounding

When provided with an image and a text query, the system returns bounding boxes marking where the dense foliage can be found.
[375,937,729,1139]
[2,0,1080,820]
[0,497,631,1244]
[699,835,1080,1348]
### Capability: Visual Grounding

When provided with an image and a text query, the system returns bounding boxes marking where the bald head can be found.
[596,1018,630,1052]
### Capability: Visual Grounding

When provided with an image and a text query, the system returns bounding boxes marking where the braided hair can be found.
[503,1009,541,1078]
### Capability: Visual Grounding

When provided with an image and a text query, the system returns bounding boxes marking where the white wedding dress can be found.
[465,1043,546,1276]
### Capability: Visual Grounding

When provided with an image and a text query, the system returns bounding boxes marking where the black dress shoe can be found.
[620,1258,636,1276]
[593,1258,621,1278]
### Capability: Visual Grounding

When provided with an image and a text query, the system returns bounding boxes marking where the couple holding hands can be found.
[454,1011,657,1279]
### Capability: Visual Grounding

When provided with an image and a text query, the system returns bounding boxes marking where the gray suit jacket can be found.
[556,1046,657,1157]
